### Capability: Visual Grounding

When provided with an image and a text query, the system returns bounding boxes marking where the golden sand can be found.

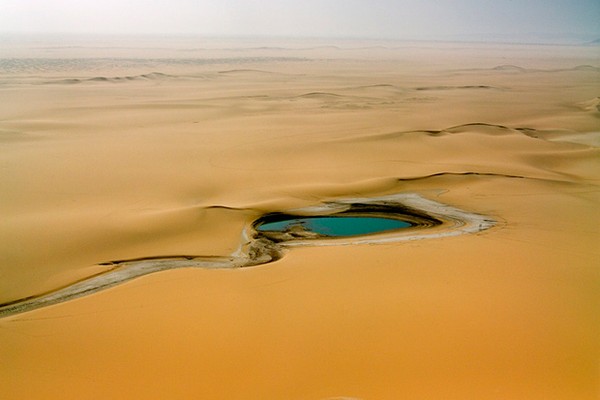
[1,39,598,399]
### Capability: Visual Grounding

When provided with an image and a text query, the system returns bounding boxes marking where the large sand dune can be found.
[1,38,598,399]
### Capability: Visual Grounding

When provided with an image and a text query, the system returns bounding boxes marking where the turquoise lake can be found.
[256,216,412,237]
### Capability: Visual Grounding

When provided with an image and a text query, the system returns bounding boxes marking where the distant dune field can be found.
[1,38,598,400]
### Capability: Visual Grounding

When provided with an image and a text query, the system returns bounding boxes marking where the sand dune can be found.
[0,192,497,317]
[486,64,600,73]
[578,96,600,112]
[415,85,499,90]
[0,40,598,400]
[48,72,177,84]
[492,64,528,72]
[218,68,282,75]
[0,57,307,75]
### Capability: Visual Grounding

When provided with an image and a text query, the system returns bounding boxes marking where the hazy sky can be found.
[0,0,598,41]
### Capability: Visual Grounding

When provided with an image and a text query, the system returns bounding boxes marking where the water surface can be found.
[257,216,412,237]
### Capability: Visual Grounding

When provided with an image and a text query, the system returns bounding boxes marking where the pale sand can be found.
[0,39,598,399]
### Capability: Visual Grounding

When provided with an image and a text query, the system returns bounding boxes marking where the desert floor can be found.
[1,37,599,399]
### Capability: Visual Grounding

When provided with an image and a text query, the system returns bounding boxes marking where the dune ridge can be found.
[468,64,600,73]
[415,85,499,90]
[47,72,177,84]
[342,122,599,147]
[0,57,307,74]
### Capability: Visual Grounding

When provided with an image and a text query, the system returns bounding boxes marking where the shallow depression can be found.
[0,192,495,318]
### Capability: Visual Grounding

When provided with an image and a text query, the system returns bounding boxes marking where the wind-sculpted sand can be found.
[0,193,494,317]
[0,39,598,399]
